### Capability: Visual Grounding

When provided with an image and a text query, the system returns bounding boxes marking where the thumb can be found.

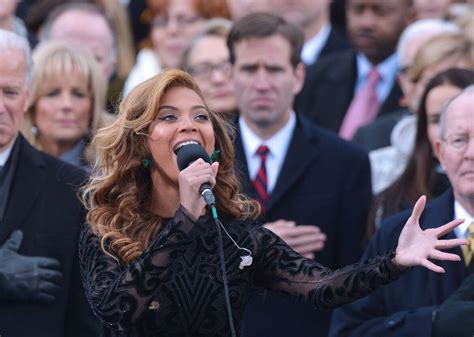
[211,161,219,177]
[2,230,23,252]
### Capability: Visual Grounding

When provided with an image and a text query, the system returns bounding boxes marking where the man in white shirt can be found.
[227,13,373,337]
[330,86,474,337]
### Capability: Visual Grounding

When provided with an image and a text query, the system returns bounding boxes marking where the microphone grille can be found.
[176,143,211,171]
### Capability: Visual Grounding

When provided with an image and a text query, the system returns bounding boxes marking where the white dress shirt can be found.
[301,24,332,66]
[0,142,14,166]
[239,112,296,194]
[454,200,474,239]
[355,52,399,104]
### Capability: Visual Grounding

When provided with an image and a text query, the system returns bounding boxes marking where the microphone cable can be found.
[211,205,237,337]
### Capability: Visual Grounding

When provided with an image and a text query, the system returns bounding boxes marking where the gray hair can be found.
[0,29,32,86]
[181,18,233,71]
[439,85,474,139]
[40,3,117,65]
[397,19,459,65]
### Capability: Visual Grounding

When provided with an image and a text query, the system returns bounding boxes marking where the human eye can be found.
[240,65,257,74]
[178,15,200,25]
[156,109,178,122]
[72,89,88,98]
[450,135,468,148]
[44,89,60,97]
[427,114,440,125]
[4,88,19,96]
[195,112,210,121]
[266,65,284,73]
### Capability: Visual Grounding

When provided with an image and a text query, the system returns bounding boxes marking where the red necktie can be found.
[253,145,270,209]
[339,68,381,140]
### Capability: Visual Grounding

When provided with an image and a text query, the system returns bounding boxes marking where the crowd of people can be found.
[0,0,473,336]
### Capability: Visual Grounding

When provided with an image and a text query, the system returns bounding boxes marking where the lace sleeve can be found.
[253,225,405,310]
[78,206,197,330]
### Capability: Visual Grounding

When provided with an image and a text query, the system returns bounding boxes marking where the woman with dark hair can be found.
[79,69,466,337]
[368,68,474,237]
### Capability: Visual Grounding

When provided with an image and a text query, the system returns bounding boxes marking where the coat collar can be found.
[234,115,321,215]
[0,134,47,242]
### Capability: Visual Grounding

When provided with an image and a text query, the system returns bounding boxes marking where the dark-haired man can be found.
[298,0,414,141]
[227,12,372,337]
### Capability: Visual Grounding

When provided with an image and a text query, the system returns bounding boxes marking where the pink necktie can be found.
[339,68,381,140]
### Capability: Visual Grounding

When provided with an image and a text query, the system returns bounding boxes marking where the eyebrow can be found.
[157,104,208,112]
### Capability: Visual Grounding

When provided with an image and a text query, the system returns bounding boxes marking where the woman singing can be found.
[79,69,466,337]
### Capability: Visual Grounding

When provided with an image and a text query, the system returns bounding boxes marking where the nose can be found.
[465,136,474,160]
[60,92,73,110]
[166,17,179,34]
[357,9,377,30]
[253,68,271,91]
[178,114,198,133]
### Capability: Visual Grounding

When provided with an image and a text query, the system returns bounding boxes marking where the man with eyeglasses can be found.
[330,86,474,337]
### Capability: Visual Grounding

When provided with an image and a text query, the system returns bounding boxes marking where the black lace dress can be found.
[79,207,404,337]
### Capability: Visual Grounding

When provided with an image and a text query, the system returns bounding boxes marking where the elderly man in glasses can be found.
[330,85,474,337]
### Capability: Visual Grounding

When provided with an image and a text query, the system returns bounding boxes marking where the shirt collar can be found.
[239,111,296,158]
[454,200,474,237]
[0,138,16,166]
[356,52,398,83]
[301,24,332,65]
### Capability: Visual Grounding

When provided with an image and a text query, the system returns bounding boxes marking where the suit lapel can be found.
[265,117,319,212]
[0,135,47,242]
[233,127,257,200]
[316,51,357,132]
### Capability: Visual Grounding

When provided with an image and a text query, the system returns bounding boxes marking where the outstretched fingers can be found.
[436,237,469,250]
[408,195,426,225]
[434,218,465,237]
[421,259,445,273]
[429,249,462,262]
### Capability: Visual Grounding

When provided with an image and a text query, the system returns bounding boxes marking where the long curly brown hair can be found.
[81,69,259,265]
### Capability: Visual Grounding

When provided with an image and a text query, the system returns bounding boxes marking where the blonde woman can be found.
[79,69,466,337]
[22,41,113,169]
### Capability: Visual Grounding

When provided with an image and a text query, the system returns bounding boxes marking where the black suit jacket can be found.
[236,116,372,337]
[0,135,98,337]
[297,50,403,134]
[330,189,472,337]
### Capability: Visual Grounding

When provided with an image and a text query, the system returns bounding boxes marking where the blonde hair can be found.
[407,32,474,82]
[22,41,109,166]
[82,69,259,265]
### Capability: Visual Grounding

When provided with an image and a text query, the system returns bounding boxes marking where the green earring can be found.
[142,156,151,168]
[210,149,220,162]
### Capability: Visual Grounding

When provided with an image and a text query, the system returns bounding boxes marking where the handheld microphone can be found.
[176,143,216,207]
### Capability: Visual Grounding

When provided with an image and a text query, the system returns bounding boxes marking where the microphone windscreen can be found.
[176,143,211,171]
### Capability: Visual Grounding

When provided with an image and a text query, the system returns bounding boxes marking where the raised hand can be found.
[0,230,63,303]
[394,196,467,272]
[179,158,219,220]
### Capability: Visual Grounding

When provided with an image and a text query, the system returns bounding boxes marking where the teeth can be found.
[174,140,199,154]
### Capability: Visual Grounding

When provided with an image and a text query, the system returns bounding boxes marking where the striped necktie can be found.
[252,145,270,210]
[461,222,474,266]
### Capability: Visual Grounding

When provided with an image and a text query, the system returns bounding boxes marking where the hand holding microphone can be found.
[177,143,219,220]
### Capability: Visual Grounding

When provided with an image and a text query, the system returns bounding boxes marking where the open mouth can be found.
[173,140,200,155]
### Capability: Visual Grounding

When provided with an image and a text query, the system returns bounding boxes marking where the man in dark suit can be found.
[268,0,350,67]
[329,87,474,337]
[0,29,98,337]
[297,0,414,140]
[227,13,372,337]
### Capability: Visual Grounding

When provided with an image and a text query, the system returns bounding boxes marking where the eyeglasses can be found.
[151,15,202,29]
[187,61,232,80]
[442,133,474,153]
